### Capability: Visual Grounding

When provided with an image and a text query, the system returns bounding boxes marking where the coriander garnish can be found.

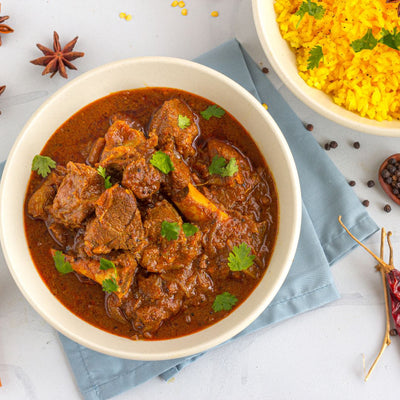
[161,220,180,241]
[200,105,226,120]
[178,114,191,129]
[208,155,239,177]
[228,242,255,271]
[182,222,199,237]
[53,250,73,274]
[97,166,112,189]
[212,292,238,312]
[350,28,378,53]
[150,151,175,174]
[102,277,119,293]
[31,154,56,178]
[307,45,324,69]
[295,0,325,28]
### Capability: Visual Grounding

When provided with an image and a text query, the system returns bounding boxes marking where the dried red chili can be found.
[387,270,400,331]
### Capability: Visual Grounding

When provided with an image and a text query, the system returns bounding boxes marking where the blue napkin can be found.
[0,40,378,400]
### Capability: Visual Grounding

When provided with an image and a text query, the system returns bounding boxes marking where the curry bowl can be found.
[252,0,400,136]
[0,57,301,360]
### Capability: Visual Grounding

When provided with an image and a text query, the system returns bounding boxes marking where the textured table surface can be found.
[1,1,400,399]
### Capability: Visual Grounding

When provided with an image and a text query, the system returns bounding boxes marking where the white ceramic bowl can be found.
[252,0,400,136]
[0,57,301,360]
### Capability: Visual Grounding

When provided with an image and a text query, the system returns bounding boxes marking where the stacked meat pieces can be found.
[28,98,267,337]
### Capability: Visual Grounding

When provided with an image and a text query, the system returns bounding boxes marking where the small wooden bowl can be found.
[378,153,400,206]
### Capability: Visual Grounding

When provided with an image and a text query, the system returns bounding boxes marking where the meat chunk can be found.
[87,137,105,166]
[140,200,201,273]
[204,139,259,209]
[122,157,161,199]
[84,185,145,256]
[100,120,157,172]
[149,99,198,159]
[123,274,183,334]
[58,251,137,298]
[50,162,104,228]
[28,166,67,220]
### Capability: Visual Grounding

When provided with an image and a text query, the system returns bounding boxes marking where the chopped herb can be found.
[161,220,180,241]
[379,28,400,51]
[200,105,226,120]
[208,155,239,177]
[307,45,324,69]
[102,277,119,293]
[100,258,117,273]
[295,0,325,28]
[97,166,112,189]
[350,28,378,53]
[53,250,73,274]
[228,242,255,271]
[212,292,238,312]
[31,155,56,178]
[182,222,199,237]
[178,114,191,129]
[150,151,175,174]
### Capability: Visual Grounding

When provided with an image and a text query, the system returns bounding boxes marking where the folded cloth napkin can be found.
[0,39,379,400]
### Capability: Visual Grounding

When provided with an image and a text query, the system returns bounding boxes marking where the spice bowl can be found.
[252,0,400,136]
[379,154,400,206]
[0,57,301,360]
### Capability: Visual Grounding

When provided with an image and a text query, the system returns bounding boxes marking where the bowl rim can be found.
[0,56,302,360]
[252,0,400,137]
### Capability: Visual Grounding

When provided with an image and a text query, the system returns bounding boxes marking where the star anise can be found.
[0,3,14,46]
[386,0,400,17]
[30,31,85,79]
[0,85,6,115]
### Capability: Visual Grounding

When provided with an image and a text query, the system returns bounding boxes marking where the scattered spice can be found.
[262,103,268,110]
[262,67,269,73]
[211,11,219,17]
[329,140,338,149]
[30,31,85,79]
[181,8,188,16]
[390,328,398,336]
[125,14,132,21]
[305,123,314,131]
[353,141,360,149]
[0,84,5,115]
[338,218,400,381]
[379,155,400,203]
[178,1,185,7]
[171,1,178,6]
[119,12,126,18]
[384,204,392,212]
[362,200,370,207]
[0,3,13,46]
[367,180,375,187]
[348,180,356,187]
[324,143,331,150]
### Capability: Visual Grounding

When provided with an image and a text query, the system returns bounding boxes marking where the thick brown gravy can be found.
[24,88,278,340]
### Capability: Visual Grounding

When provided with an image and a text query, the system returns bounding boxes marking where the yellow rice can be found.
[274,0,400,121]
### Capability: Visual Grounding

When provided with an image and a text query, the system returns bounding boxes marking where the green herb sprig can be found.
[208,155,239,177]
[150,151,175,174]
[200,105,226,120]
[295,0,325,28]
[212,292,238,312]
[32,155,56,178]
[228,243,255,271]
[97,166,112,189]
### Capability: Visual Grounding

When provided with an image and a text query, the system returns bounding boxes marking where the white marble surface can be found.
[1,0,400,399]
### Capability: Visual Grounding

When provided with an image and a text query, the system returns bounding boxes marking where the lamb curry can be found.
[24,88,278,340]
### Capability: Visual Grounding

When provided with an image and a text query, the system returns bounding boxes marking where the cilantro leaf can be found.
[182,222,199,237]
[350,29,378,53]
[295,0,325,28]
[150,151,175,174]
[100,258,117,273]
[208,155,239,177]
[178,114,191,129]
[200,105,226,120]
[97,166,112,189]
[161,220,180,240]
[212,292,238,312]
[379,28,400,51]
[31,155,56,178]
[102,277,119,293]
[53,250,73,274]
[228,243,255,271]
[307,45,324,69]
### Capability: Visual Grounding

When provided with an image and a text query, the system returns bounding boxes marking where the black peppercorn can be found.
[262,67,269,74]
[348,180,356,187]
[306,123,314,131]
[384,204,392,213]
[390,329,398,336]
[367,180,375,187]
[353,141,360,149]
[324,143,331,150]
[381,169,390,178]
[330,140,338,149]
[362,200,370,207]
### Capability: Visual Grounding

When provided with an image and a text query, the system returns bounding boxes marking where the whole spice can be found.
[305,123,314,131]
[379,154,400,204]
[367,180,375,187]
[0,3,13,46]
[362,200,370,207]
[348,180,356,187]
[329,140,338,148]
[338,217,400,381]
[384,204,392,212]
[30,31,85,79]
[353,141,360,149]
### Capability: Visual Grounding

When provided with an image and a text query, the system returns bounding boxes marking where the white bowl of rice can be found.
[252,0,400,136]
